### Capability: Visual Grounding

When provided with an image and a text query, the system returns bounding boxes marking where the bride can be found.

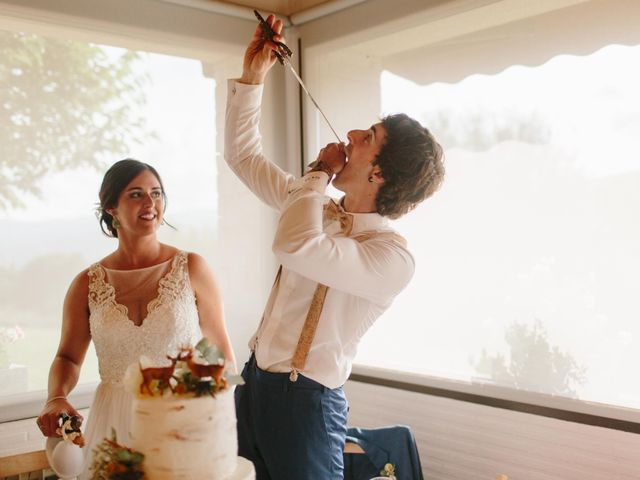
[36,158,236,477]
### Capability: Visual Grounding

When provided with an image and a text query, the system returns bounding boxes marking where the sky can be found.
[6,43,639,222]
[381,43,640,178]
[1,47,217,222]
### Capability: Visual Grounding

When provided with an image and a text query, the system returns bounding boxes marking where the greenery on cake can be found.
[124,338,243,398]
[89,429,145,480]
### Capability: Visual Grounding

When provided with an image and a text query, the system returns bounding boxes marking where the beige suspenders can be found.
[289,281,329,382]
[288,231,407,382]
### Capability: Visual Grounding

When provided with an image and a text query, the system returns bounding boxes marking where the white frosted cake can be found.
[131,389,252,479]
[113,340,254,480]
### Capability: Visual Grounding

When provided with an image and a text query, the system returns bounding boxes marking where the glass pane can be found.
[0,29,267,398]
[353,44,640,409]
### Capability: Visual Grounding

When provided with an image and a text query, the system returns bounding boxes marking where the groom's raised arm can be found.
[224,80,293,211]
[223,15,294,211]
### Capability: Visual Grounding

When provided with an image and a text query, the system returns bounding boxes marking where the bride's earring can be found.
[112,217,121,229]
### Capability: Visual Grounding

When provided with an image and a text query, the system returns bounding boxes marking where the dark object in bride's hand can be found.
[56,413,85,447]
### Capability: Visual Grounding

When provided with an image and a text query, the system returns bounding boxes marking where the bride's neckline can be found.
[100,256,173,272]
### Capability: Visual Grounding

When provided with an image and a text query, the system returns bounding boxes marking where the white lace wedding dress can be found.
[80,251,202,479]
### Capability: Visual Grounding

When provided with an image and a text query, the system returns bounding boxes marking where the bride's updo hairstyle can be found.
[98,158,168,238]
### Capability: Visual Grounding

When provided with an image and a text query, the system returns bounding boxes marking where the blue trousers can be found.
[235,355,349,480]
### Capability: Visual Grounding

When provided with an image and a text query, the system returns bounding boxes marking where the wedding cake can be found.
[131,389,253,479]
[103,340,254,480]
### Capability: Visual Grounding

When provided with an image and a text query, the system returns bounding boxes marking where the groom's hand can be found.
[239,14,285,85]
[315,143,347,175]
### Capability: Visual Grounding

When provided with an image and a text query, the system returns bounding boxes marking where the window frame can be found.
[351,364,640,430]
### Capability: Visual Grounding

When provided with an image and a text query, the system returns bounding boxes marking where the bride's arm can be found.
[37,270,91,437]
[188,253,237,373]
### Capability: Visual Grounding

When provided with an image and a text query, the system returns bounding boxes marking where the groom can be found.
[225,13,444,480]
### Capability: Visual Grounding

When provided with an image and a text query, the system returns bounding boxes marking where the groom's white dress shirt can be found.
[224,80,415,389]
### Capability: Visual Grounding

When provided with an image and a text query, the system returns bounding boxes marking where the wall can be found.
[345,380,640,479]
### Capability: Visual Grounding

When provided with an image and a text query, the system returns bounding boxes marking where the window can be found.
[300,1,640,412]
[362,46,640,410]
[0,27,273,405]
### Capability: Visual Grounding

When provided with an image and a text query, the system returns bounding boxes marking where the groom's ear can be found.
[370,166,384,184]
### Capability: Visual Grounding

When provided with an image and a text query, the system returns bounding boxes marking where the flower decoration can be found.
[0,325,25,368]
[380,462,397,479]
[89,429,145,480]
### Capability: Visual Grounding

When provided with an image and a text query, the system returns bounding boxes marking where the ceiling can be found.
[221,0,332,16]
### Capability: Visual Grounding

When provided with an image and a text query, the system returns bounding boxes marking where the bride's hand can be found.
[37,398,83,437]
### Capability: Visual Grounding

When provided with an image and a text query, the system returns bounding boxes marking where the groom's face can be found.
[332,123,387,192]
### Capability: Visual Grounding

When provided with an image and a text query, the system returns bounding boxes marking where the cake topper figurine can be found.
[179,347,227,390]
[138,354,180,395]
[57,413,85,447]
[125,338,243,399]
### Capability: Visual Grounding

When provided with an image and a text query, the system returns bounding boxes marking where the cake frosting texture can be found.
[131,388,238,479]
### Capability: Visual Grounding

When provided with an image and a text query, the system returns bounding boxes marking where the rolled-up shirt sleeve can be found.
[224,79,294,211]
[272,175,415,305]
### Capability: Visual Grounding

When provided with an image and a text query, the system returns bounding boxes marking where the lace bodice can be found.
[88,251,202,385]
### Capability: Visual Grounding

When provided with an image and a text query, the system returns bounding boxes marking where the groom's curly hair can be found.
[374,114,445,219]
